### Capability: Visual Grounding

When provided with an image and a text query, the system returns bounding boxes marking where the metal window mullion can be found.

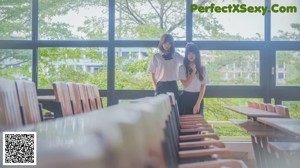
[186,0,193,42]
[107,0,116,106]
[32,0,38,87]
[265,0,271,42]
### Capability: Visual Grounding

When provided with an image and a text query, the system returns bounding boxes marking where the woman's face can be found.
[187,52,196,62]
[162,41,171,52]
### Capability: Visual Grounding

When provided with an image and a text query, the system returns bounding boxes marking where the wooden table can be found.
[268,142,300,152]
[257,118,300,164]
[257,118,300,137]
[226,106,286,168]
[225,106,284,121]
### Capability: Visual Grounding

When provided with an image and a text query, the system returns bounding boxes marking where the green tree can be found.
[274,23,300,41]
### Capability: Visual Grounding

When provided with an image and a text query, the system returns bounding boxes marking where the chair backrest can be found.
[53,82,73,116]
[85,84,97,111]
[266,103,276,113]
[15,80,42,125]
[258,102,267,111]
[130,97,169,168]
[0,78,23,131]
[275,105,290,118]
[79,103,150,168]
[92,85,103,109]
[78,83,91,112]
[67,82,83,115]
[130,95,176,167]
[247,101,260,109]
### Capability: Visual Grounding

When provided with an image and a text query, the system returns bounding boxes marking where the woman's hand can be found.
[193,101,201,114]
[190,63,196,74]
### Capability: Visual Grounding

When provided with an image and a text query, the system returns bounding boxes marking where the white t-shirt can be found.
[178,65,209,92]
[148,52,183,82]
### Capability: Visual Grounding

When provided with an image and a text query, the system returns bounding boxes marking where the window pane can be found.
[192,0,264,40]
[0,0,31,40]
[201,50,260,85]
[276,51,300,86]
[115,0,186,40]
[282,101,300,119]
[115,48,159,90]
[0,49,32,80]
[38,48,107,89]
[39,0,108,40]
[271,0,300,41]
[205,98,263,141]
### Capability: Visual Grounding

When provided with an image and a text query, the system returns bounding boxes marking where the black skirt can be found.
[155,81,179,100]
[178,91,204,116]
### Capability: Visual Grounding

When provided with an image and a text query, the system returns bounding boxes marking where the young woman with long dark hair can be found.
[148,34,183,99]
[178,43,209,116]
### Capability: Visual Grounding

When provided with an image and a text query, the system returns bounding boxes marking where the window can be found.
[38,48,107,89]
[192,0,264,40]
[39,0,108,40]
[271,0,300,41]
[115,47,157,90]
[0,0,32,40]
[282,101,300,119]
[115,0,186,40]
[277,62,285,69]
[0,0,299,113]
[200,50,260,85]
[277,73,284,80]
[276,51,300,86]
[204,98,262,141]
[0,49,32,80]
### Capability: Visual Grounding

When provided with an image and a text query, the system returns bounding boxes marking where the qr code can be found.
[2,132,36,165]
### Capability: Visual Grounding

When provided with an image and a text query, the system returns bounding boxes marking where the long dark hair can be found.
[158,34,175,60]
[184,43,204,81]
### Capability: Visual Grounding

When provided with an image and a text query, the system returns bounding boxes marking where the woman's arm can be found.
[193,84,206,114]
[151,73,157,90]
[193,66,208,114]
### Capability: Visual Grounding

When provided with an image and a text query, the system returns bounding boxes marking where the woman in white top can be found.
[148,34,183,99]
[178,43,209,116]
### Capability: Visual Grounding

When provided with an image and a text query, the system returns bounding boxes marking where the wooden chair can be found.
[0,78,23,131]
[248,101,260,109]
[15,80,43,125]
[178,159,248,168]
[1,106,123,168]
[67,82,83,115]
[78,83,91,112]
[98,110,146,168]
[275,105,290,118]
[133,95,245,167]
[85,84,97,111]
[152,94,248,168]
[53,82,73,116]
[92,84,103,109]
[258,102,267,111]
[266,103,276,113]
